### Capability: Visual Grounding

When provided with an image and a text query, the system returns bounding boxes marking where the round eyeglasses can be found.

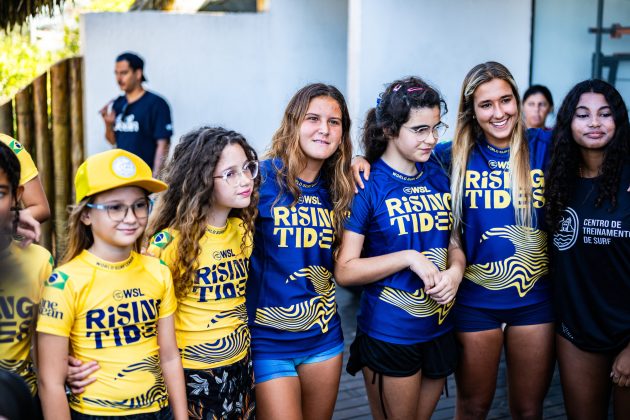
[213,160,259,187]
[402,122,449,141]
[86,198,151,222]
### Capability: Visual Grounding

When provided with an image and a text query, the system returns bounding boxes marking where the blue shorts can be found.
[454,300,554,332]
[253,343,344,384]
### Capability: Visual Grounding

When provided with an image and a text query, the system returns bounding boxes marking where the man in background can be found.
[100,52,172,177]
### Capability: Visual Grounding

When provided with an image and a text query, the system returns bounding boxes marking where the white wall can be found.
[532,0,630,115]
[81,0,348,157]
[82,0,536,159]
[347,0,533,148]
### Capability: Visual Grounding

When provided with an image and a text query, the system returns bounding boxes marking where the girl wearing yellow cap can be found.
[36,149,187,419]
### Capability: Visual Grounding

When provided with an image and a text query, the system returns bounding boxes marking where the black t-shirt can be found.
[112,91,172,169]
[551,164,630,352]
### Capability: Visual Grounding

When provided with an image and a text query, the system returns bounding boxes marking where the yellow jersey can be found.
[147,217,251,370]
[0,134,38,186]
[0,242,53,395]
[36,250,177,415]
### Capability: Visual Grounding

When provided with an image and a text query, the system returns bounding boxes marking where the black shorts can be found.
[557,321,630,355]
[346,330,458,379]
[185,352,255,419]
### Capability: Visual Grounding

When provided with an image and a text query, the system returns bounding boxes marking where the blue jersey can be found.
[112,91,172,169]
[247,159,343,358]
[433,128,551,309]
[345,159,454,344]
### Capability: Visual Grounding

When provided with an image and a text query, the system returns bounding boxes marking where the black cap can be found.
[116,52,147,82]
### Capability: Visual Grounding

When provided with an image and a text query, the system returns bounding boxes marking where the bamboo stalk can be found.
[69,57,84,196]
[0,101,14,136]
[33,73,53,251]
[15,85,34,156]
[51,59,70,259]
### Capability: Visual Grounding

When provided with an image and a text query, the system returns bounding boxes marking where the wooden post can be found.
[33,73,53,251]
[51,60,71,258]
[15,86,35,157]
[0,100,13,136]
[69,57,84,192]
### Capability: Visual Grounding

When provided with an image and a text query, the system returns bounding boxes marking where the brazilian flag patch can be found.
[151,231,172,249]
[9,139,23,155]
[46,270,69,290]
[48,255,55,267]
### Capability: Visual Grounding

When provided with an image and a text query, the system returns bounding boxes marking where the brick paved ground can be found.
[332,286,612,420]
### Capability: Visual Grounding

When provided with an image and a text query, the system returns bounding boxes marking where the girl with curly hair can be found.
[247,83,354,419]
[335,77,465,420]
[546,79,630,419]
[145,127,260,419]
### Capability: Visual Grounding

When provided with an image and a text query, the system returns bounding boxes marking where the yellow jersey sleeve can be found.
[37,267,76,337]
[0,243,53,396]
[0,134,39,186]
[157,259,177,319]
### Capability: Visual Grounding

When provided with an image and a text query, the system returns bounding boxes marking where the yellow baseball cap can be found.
[75,149,167,203]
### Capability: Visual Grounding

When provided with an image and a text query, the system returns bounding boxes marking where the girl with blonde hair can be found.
[437,62,554,419]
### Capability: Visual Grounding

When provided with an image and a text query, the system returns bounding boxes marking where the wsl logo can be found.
[487,160,509,170]
[403,186,431,194]
[553,207,579,251]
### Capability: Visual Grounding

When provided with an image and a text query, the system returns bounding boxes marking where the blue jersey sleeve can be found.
[345,183,372,235]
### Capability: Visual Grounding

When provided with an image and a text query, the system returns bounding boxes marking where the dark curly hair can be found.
[545,79,630,232]
[362,76,447,163]
[146,126,260,300]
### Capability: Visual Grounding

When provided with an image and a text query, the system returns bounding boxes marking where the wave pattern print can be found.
[0,359,36,395]
[77,355,168,410]
[181,324,250,366]
[378,248,453,324]
[255,266,336,333]
[465,226,548,297]
[206,303,248,328]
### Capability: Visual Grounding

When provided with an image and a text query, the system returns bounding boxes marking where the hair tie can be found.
[407,87,425,93]
[393,84,402,92]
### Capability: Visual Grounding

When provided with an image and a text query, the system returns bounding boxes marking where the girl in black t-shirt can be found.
[546,79,630,419]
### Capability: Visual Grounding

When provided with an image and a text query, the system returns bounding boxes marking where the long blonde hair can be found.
[266,83,354,256]
[450,62,532,232]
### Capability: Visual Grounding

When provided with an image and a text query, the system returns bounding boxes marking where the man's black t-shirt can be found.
[112,91,172,169]
[551,164,630,352]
